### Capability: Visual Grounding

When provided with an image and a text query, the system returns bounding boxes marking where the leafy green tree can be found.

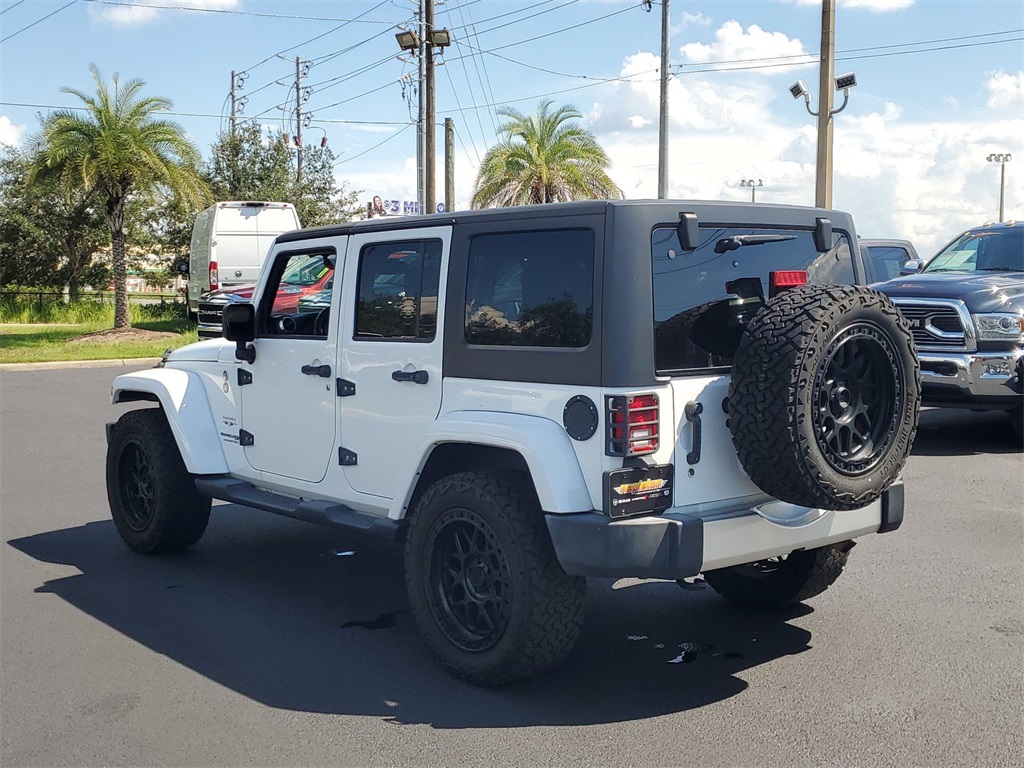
[0,145,107,298]
[205,123,360,227]
[30,66,209,328]
[471,101,623,208]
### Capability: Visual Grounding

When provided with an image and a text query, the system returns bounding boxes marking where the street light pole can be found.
[740,178,764,202]
[987,153,1012,222]
[815,0,836,208]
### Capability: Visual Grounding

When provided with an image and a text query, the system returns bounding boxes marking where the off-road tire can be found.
[106,408,211,554]
[702,542,854,610]
[729,284,920,510]
[405,471,586,686]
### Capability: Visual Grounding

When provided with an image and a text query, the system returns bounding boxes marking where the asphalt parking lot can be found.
[1,365,1021,767]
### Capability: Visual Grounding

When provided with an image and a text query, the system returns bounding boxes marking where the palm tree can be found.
[471,101,623,209]
[30,66,208,328]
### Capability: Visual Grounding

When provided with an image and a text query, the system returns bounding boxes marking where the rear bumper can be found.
[545,483,903,580]
[917,348,1023,407]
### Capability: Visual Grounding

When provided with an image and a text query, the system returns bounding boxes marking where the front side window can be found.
[465,229,594,347]
[261,249,335,338]
[923,228,1023,274]
[652,226,854,373]
[355,239,442,340]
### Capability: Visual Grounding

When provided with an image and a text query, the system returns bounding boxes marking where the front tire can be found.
[1009,403,1023,444]
[702,542,854,610]
[106,408,211,554]
[405,471,586,685]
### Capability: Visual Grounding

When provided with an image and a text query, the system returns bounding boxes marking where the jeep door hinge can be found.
[336,378,356,397]
[338,447,357,466]
[239,429,255,447]
[237,369,253,386]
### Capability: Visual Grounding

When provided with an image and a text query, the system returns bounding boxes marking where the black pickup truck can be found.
[876,221,1023,442]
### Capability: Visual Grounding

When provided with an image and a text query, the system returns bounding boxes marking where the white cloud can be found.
[680,21,812,73]
[986,70,1024,109]
[93,0,239,27]
[0,116,26,148]
[788,0,913,10]
[584,51,1023,256]
[680,11,712,28]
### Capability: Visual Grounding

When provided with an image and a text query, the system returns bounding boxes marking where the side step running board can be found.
[194,476,404,542]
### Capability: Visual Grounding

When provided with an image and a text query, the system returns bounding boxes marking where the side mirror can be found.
[176,259,189,277]
[223,303,256,363]
[900,259,923,275]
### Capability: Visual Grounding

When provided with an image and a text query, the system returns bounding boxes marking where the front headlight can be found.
[973,312,1024,342]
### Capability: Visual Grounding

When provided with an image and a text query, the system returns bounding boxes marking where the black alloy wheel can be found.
[117,440,157,531]
[427,510,513,653]
[813,322,901,475]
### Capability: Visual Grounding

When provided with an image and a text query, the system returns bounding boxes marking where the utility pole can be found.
[658,0,669,199]
[445,117,454,212]
[425,0,437,215]
[815,0,836,208]
[417,0,426,214]
[230,70,237,136]
[295,55,304,184]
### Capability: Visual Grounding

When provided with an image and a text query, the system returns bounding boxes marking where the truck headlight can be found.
[973,313,1024,342]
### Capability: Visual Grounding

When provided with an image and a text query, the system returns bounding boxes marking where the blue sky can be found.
[1,0,1022,254]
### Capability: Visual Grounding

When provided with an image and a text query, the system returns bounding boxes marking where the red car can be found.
[196,253,332,338]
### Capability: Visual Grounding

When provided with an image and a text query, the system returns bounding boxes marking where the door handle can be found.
[392,369,429,385]
[301,364,332,378]
[685,401,703,465]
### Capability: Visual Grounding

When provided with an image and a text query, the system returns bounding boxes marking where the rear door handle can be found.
[392,369,429,385]
[685,401,703,465]
[301,364,332,378]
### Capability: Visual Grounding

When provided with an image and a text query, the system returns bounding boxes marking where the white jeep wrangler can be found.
[106,200,920,685]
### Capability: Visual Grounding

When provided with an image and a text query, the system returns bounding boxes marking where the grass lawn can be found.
[0,319,198,364]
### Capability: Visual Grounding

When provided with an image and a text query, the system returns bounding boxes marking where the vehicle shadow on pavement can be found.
[910,408,1022,457]
[9,505,814,727]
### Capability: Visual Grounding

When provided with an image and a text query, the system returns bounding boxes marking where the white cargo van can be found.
[186,201,300,316]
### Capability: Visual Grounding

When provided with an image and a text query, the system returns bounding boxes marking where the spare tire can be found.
[728,284,919,511]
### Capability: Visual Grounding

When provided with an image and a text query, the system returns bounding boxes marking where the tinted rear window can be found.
[465,229,595,348]
[652,226,854,374]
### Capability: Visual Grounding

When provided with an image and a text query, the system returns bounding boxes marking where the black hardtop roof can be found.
[276,198,847,243]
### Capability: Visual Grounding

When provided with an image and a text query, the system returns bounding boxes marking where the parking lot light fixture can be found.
[987,153,1012,222]
[395,30,419,51]
[740,178,764,202]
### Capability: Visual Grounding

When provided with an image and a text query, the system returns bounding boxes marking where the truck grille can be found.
[895,301,968,350]
[197,302,225,335]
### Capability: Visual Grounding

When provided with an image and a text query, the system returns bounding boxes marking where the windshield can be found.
[923,228,1023,274]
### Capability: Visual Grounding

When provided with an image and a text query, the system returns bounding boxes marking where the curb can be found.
[0,358,162,372]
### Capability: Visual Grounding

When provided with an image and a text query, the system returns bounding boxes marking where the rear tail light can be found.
[606,393,660,456]
[209,260,218,291]
[769,269,807,297]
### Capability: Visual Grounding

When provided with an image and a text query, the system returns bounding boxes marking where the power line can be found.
[0,0,77,44]
[0,101,412,126]
[0,0,29,16]
[81,0,393,24]
[333,123,414,167]
[485,3,639,54]
[673,34,1024,75]
[468,0,581,37]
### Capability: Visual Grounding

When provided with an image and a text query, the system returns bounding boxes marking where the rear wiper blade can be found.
[714,234,798,253]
